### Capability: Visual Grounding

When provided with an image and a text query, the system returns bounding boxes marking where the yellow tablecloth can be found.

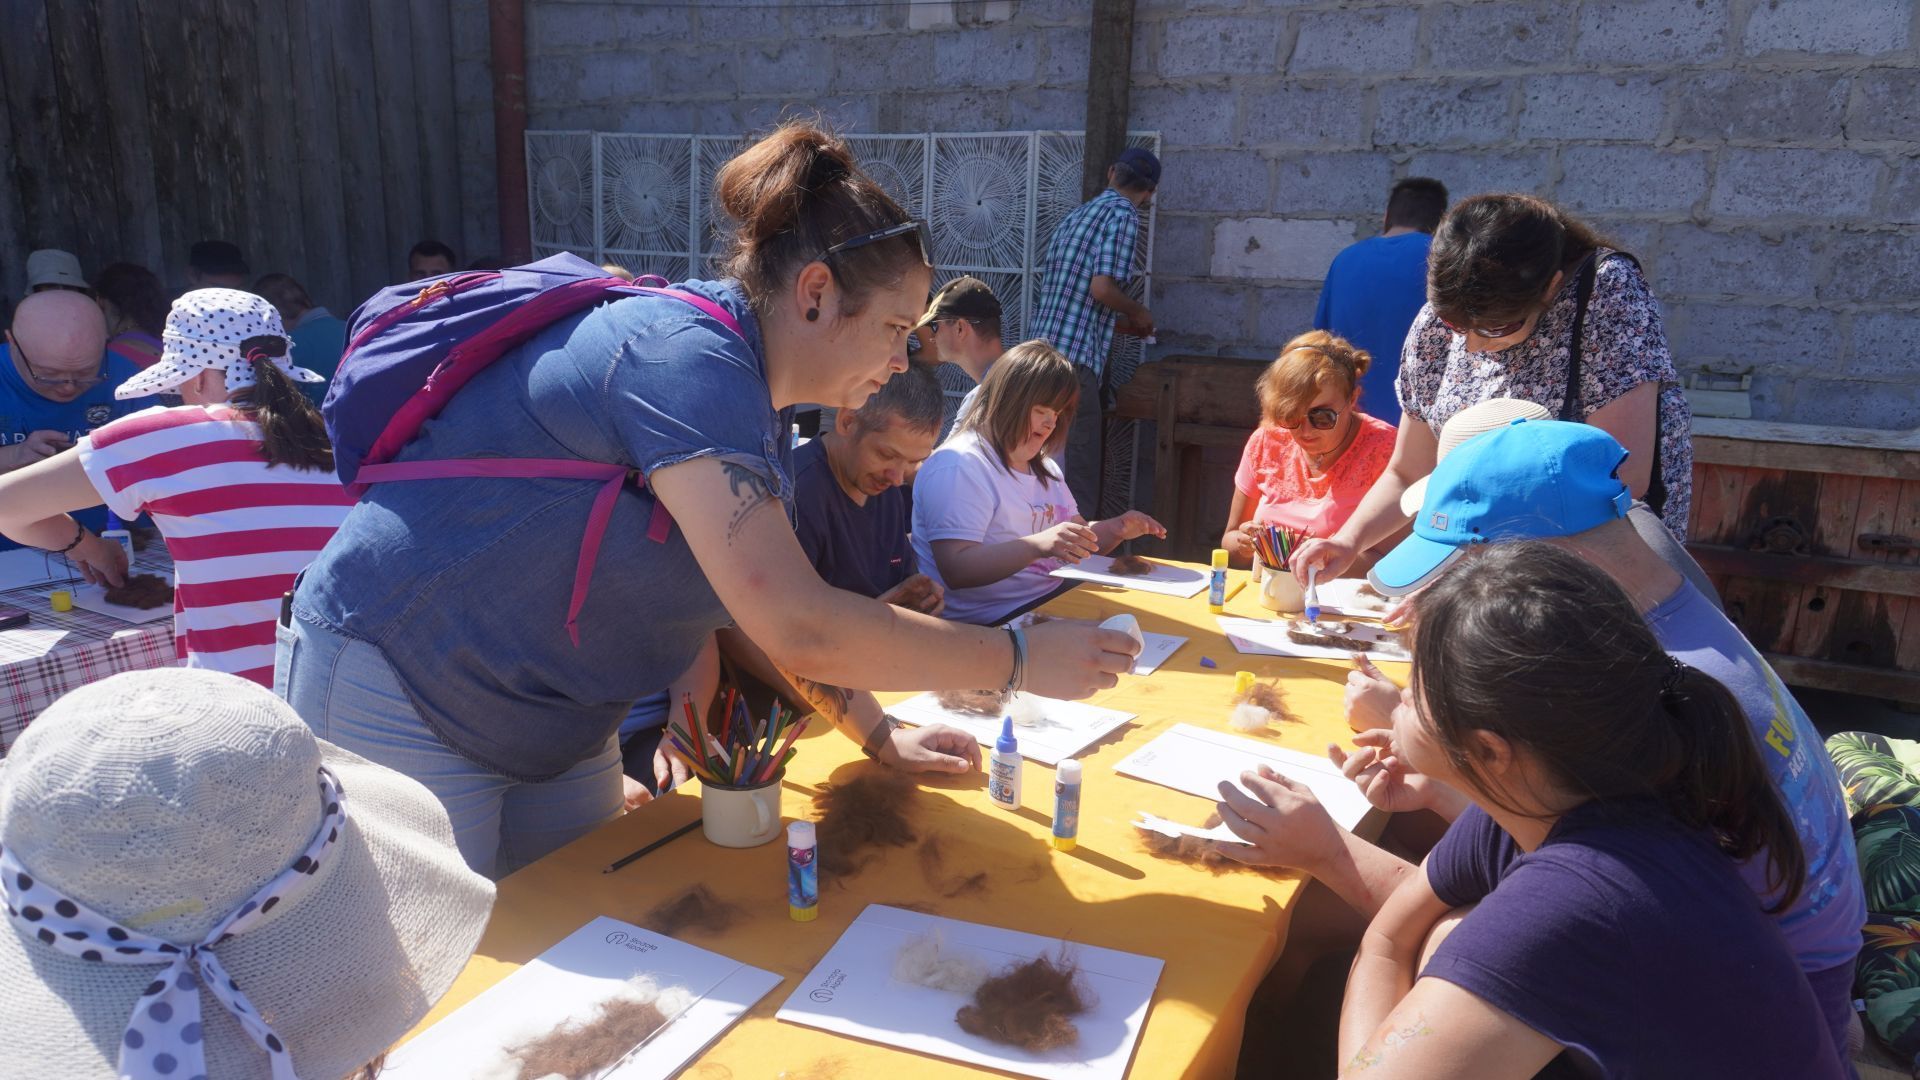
[404,566,1405,1079]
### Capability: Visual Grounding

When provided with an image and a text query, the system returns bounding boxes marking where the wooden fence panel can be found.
[1,0,474,318]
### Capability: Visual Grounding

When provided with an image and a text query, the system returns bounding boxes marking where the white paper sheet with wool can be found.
[777,904,1163,1080]
[1113,723,1376,831]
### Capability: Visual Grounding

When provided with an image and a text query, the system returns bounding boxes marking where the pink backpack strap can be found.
[354,288,748,647]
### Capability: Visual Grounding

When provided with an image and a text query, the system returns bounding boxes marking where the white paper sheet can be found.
[384,916,783,1080]
[68,582,173,624]
[0,548,73,593]
[1216,616,1409,662]
[777,904,1163,1080]
[1113,724,1376,831]
[891,692,1134,767]
[1131,812,1251,846]
[1305,577,1396,620]
[1049,554,1210,598]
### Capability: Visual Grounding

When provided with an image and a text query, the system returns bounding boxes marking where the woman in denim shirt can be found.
[275,125,1137,878]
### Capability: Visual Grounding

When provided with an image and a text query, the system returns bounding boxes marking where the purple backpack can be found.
[323,252,744,644]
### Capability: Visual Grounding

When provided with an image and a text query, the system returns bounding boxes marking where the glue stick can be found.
[1051,759,1082,851]
[1208,548,1229,613]
[787,820,818,922]
[989,715,1023,811]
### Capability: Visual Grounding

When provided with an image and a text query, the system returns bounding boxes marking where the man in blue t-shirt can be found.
[254,273,346,407]
[1311,177,1448,426]
[792,361,946,612]
[0,290,139,549]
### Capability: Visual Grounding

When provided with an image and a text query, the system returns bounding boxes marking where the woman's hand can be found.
[1213,766,1346,874]
[1222,522,1256,564]
[1344,654,1401,733]
[1330,731,1466,820]
[1031,521,1100,563]
[621,774,653,811]
[70,531,128,588]
[653,744,689,792]
[1107,510,1167,544]
[1291,534,1357,587]
[880,721,981,774]
[877,573,944,616]
[1022,619,1138,698]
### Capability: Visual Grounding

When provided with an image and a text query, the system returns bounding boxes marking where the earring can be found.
[806,307,819,322]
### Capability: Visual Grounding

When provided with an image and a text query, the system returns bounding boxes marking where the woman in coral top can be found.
[1221,331,1397,570]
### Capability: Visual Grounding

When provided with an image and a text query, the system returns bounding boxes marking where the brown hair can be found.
[1256,330,1371,425]
[712,120,922,318]
[1409,542,1807,912]
[233,335,334,472]
[957,339,1078,485]
[1427,194,1610,328]
[91,263,168,336]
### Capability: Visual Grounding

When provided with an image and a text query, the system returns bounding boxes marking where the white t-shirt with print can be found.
[911,430,1079,624]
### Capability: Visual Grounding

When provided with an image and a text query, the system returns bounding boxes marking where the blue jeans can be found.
[274,614,622,879]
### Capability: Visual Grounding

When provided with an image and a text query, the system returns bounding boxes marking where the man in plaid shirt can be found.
[1029,147,1159,510]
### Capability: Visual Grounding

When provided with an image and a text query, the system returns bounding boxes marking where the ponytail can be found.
[233,335,333,472]
[712,119,921,318]
[1410,541,1808,913]
[1657,663,1806,912]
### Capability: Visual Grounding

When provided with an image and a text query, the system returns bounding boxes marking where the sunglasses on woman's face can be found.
[1439,314,1530,339]
[1279,406,1341,432]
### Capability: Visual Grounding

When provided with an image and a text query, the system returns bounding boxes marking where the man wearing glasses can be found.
[0,290,139,546]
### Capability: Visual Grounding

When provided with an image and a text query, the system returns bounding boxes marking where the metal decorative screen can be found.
[526,129,1160,513]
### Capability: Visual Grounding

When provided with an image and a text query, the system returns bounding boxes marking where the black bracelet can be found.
[54,519,86,555]
[860,715,900,761]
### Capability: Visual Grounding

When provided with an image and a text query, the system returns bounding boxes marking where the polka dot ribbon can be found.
[0,767,347,1080]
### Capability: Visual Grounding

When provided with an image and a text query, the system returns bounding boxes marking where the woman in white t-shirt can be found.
[0,289,353,685]
[912,340,1164,624]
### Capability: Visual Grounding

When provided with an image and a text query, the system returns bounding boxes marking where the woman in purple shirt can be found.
[1339,542,1843,1079]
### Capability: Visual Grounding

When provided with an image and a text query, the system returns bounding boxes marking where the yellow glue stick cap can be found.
[1233,671,1256,697]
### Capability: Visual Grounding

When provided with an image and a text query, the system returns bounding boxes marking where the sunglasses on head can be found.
[819,219,934,269]
[1279,406,1341,432]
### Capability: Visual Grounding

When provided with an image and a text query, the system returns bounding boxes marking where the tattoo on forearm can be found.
[776,664,854,724]
[720,462,779,544]
[1347,1012,1435,1073]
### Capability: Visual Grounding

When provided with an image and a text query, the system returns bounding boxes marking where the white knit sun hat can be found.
[1400,397,1554,518]
[0,669,494,1080]
[115,288,325,400]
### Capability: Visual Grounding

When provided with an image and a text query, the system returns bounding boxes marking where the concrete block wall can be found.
[523,0,1920,430]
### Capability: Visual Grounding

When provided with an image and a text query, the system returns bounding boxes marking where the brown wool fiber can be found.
[510,997,669,1080]
[1285,619,1375,651]
[954,952,1090,1052]
[1136,827,1237,873]
[1230,681,1288,714]
[642,884,742,937]
[105,573,173,610]
[933,688,1009,717]
[918,835,992,899]
[1108,554,1154,576]
[812,770,918,877]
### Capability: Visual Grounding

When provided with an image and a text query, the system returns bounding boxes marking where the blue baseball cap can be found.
[1368,419,1635,596]
[1114,148,1161,188]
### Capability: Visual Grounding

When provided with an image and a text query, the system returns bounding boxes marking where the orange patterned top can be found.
[1233,412,1396,540]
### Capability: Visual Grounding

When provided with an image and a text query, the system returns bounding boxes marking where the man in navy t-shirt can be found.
[1311,177,1448,426]
[791,361,946,612]
[0,290,139,549]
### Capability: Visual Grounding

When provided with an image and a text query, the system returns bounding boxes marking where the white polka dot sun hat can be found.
[115,288,326,400]
[0,669,495,1079]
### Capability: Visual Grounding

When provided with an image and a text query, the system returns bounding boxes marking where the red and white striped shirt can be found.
[76,405,356,686]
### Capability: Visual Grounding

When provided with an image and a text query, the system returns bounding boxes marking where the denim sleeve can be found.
[600,317,785,494]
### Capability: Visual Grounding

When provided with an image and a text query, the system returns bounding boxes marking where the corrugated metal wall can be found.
[1,0,476,320]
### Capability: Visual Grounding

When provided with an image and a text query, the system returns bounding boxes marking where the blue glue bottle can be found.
[988,714,1022,811]
[1051,758,1082,851]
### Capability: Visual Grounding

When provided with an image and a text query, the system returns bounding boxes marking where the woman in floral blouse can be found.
[1293,194,1694,585]
[1221,331,1396,569]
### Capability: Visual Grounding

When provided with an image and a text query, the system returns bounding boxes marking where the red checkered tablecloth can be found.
[0,547,179,754]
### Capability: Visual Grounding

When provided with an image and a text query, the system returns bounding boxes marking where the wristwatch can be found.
[861,715,902,761]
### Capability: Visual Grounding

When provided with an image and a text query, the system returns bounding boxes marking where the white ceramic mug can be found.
[1259,569,1305,614]
[701,777,783,848]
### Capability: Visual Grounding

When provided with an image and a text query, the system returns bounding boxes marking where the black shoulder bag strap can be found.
[1563,250,1667,519]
